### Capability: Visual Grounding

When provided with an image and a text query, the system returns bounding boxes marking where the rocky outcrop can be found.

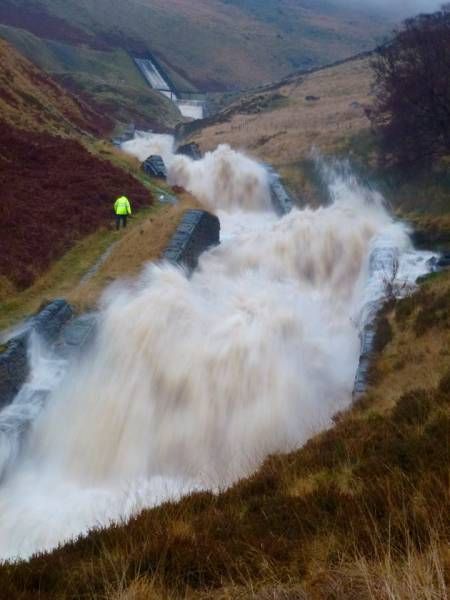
[428,252,450,271]
[163,209,220,271]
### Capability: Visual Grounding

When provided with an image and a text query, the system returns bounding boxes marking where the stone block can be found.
[0,334,29,410]
[163,209,220,271]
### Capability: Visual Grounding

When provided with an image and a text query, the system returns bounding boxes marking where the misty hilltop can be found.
[0,0,395,92]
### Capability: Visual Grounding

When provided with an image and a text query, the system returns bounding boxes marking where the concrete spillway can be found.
[134,58,205,120]
[134,58,174,99]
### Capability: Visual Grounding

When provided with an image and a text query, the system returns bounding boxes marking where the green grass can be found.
[0,24,141,83]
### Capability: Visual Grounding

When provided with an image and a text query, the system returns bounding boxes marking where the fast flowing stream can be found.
[0,134,433,560]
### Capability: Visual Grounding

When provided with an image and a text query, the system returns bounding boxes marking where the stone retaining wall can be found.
[0,299,73,409]
[176,142,202,160]
[31,299,74,343]
[353,247,399,397]
[270,178,294,215]
[353,300,379,396]
[163,209,220,271]
[0,334,28,411]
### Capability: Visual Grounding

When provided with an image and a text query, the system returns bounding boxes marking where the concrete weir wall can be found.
[270,178,294,215]
[163,209,220,271]
[0,335,29,411]
[353,246,399,397]
[0,210,221,410]
[0,299,73,410]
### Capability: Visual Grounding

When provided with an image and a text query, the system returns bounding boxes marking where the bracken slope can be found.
[0,38,112,136]
[0,121,151,289]
[0,40,152,292]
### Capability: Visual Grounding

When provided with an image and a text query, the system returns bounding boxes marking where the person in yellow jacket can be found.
[114,195,132,230]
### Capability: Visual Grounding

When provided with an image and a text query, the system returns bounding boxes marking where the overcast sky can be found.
[381,0,443,14]
[333,0,445,18]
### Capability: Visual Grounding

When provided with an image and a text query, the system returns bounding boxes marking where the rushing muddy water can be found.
[0,134,433,560]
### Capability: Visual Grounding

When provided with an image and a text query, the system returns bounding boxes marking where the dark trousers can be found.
[115,214,128,230]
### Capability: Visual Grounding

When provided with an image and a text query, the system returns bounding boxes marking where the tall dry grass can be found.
[191,58,373,197]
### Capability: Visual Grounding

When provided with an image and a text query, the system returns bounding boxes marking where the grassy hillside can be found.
[0,39,200,331]
[186,56,373,201]
[0,0,390,91]
[0,38,112,136]
[0,24,181,130]
[0,120,152,290]
[0,40,152,294]
[0,190,200,331]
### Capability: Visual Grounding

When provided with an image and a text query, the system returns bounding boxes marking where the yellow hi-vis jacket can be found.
[114,196,132,215]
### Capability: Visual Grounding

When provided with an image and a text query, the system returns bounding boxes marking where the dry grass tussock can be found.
[0,272,448,598]
[109,536,448,600]
[335,538,448,600]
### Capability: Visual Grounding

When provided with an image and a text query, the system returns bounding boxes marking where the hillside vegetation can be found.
[0,37,204,334]
[0,39,154,294]
[0,38,111,136]
[0,0,390,92]
[186,56,373,201]
[0,120,152,291]
[0,25,181,130]
[187,47,450,231]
